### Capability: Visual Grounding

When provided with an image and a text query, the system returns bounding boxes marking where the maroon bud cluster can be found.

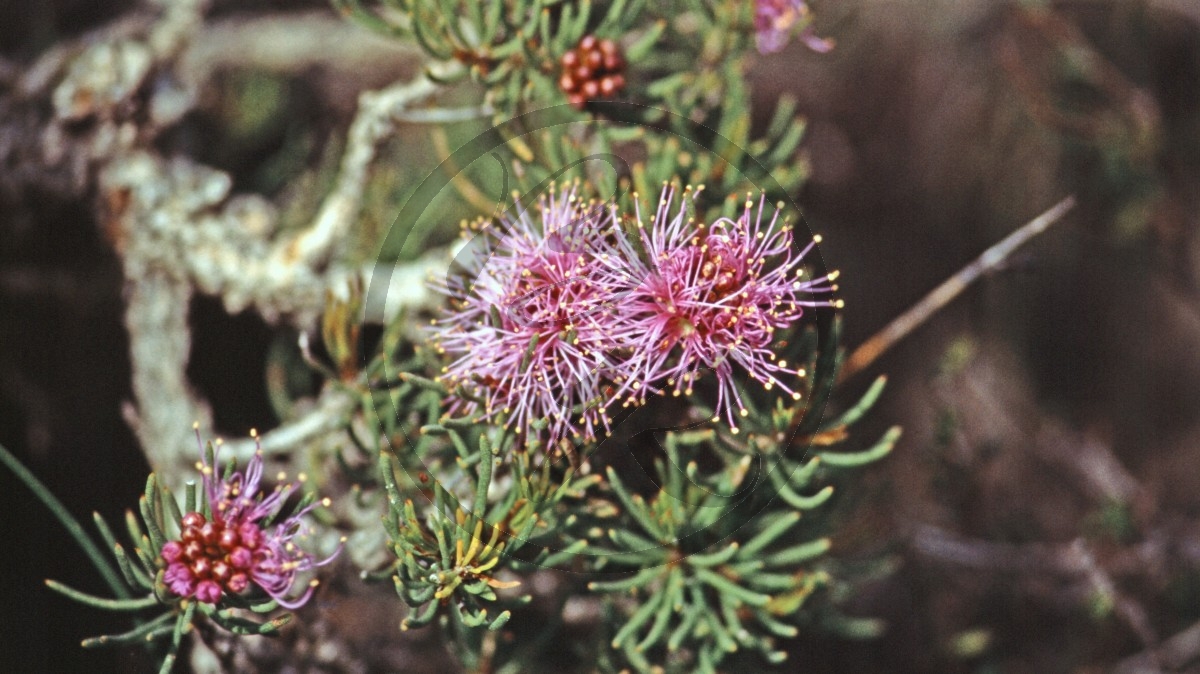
[558,35,626,110]
[162,511,263,604]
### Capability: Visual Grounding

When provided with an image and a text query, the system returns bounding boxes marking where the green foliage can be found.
[365,373,600,670]
[586,438,831,672]
[334,282,897,672]
[333,0,809,226]
[577,374,898,672]
[378,431,593,629]
[333,0,647,109]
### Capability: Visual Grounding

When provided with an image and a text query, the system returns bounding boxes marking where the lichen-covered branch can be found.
[119,269,212,478]
[276,66,451,271]
[12,0,458,480]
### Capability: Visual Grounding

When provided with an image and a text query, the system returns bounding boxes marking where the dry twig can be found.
[840,196,1076,383]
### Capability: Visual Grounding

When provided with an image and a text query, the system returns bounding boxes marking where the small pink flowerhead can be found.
[600,187,839,432]
[159,434,340,608]
[755,0,835,55]
[429,186,629,448]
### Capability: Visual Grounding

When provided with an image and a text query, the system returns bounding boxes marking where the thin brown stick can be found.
[838,195,1076,384]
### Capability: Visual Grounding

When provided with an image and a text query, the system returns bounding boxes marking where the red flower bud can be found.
[239,522,263,549]
[211,560,232,583]
[218,527,239,551]
[191,557,211,579]
[199,521,220,545]
[227,573,249,593]
[184,540,204,560]
[230,546,253,569]
[195,580,222,604]
[161,541,184,563]
[558,35,627,110]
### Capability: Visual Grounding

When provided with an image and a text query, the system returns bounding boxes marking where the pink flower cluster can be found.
[755,0,834,55]
[431,188,623,446]
[601,188,839,430]
[428,185,839,444]
[161,433,340,608]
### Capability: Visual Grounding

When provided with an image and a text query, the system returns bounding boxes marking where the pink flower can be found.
[600,187,839,432]
[429,186,628,447]
[160,433,340,609]
[755,0,834,55]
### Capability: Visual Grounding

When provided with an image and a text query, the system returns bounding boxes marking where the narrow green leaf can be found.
[45,580,158,611]
[604,467,667,540]
[160,483,183,529]
[489,610,512,631]
[765,95,799,140]
[746,572,804,592]
[765,119,806,169]
[694,567,769,607]
[740,512,801,558]
[401,598,440,629]
[482,0,504,44]
[173,601,195,648]
[587,566,663,593]
[249,598,280,614]
[92,512,120,559]
[667,586,704,651]
[625,20,665,61]
[635,569,683,651]
[411,12,454,60]
[718,592,756,648]
[826,375,888,431]
[539,538,587,567]
[81,610,175,648]
[0,441,128,598]
[763,538,831,566]
[686,542,742,568]
[818,426,901,468]
[113,542,152,590]
[208,609,292,635]
[398,372,448,395]
[131,537,158,573]
[140,494,167,554]
[460,604,489,627]
[183,481,196,519]
[752,607,800,638]
[474,434,495,521]
[775,484,834,510]
[608,526,662,553]
[611,585,667,649]
[703,611,739,653]
[568,0,592,46]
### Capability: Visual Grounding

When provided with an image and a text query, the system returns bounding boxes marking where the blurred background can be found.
[4,0,1200,671]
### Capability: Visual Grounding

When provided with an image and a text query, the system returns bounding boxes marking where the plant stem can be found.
[397,104,494,123]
